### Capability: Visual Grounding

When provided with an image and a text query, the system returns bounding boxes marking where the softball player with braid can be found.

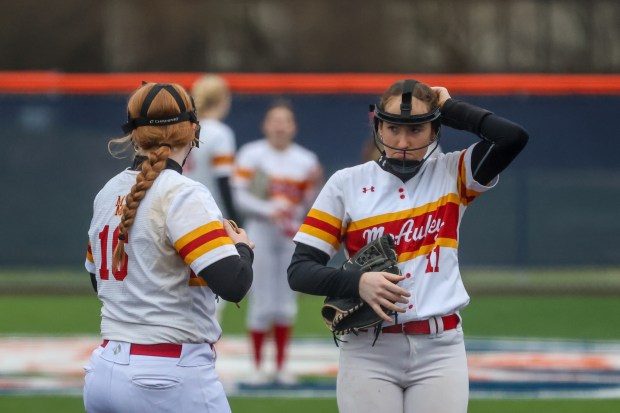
[288,79,528,413]
[184,74,241,321]
[84,82,254,413]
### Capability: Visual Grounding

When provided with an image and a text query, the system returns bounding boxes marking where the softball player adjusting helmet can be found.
[370,79,442,174]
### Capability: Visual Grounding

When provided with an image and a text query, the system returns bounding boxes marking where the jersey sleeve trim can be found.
[297,208,342,250]
[189,270,208,287]
[174,221,234,266]
[457,147,498,205]
[212,155,235,176]
[234,167,254,181]
[212,155,234,167]
[458,151,479,205]
[85,241,96,274]
[86,241,94,263]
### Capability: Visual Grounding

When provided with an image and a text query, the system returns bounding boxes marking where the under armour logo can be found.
[362,186,375,193]
[113,344,121,355]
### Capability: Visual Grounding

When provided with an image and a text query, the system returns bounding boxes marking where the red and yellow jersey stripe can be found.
[234,167,254,181]
[212,155,234,167]
[174,221,233,266]
[86,241,94,263]
[298,209,343,251]
[270,176,310,204]
[188,269,208,287]
[458,151,482,205]
[345,193,461,262]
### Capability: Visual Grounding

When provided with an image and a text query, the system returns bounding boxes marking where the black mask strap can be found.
[181,146,194,168]
[122,83,199,134]
[400,80,417,117]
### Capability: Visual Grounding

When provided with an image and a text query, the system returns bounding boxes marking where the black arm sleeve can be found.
[441,98,529,185]
[198,243,254,303]
[89,273,97,293]
[216,176,241,224]
[287,242,363,298]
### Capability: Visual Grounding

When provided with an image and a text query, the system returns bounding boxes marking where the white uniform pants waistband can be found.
[100,340,216,366]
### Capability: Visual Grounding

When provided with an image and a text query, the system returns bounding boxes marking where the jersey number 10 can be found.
[97,225,128,281]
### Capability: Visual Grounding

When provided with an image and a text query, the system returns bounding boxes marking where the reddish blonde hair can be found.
[110,83,195,270]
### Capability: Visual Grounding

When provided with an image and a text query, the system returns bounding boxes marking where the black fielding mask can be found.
[371,80,441,136]
[122,83,200,146]
[369,80,442,176]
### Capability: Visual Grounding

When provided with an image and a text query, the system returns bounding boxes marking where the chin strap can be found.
[181,146,193,168]
[378,136,442,178]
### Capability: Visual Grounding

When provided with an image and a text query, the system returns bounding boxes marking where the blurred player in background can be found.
[185,74,240,223]
[84,82,254,413]
[288,79,528,413]
[184,74,241,321]
[232,99,323,384]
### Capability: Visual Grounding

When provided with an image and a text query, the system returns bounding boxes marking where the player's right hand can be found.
[223,219,255,249]
[431,86,451,108]
[359,272,410,322]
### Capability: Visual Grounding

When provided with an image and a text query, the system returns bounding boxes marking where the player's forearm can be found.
[232,186,274,218]
[198,244,254,303]
[288,242,363,298]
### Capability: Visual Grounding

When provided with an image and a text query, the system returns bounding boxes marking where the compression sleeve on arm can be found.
[216,176,241,223]
[198,243,254,303]
[441,98,529,184]
[89,273,97,293]
[287,242,363,298]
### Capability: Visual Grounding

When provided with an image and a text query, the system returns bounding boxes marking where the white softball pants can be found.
[245,218,297,330]
[83,341,230,413]
[337,327,469,413]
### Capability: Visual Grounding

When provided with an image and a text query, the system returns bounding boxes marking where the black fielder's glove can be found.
[321,234,400,336]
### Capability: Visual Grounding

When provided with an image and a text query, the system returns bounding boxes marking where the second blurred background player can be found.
[232,99,323,384]
[185,75,241,321]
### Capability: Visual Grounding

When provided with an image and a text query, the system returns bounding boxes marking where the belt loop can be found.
[210,343,217,361]
[428,317,437,338]
[435,316,445,337]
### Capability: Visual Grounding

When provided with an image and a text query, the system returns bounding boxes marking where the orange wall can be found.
[1,72,619,95]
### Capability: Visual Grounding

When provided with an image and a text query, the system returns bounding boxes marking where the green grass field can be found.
[2,293,620,340]
[1,268,619,412]
[1,396,620,413]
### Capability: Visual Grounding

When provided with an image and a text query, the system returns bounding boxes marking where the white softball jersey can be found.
[232,139,320,221]
[183,119,236,215]
[85,168,239,344]
[294,143,498,323]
